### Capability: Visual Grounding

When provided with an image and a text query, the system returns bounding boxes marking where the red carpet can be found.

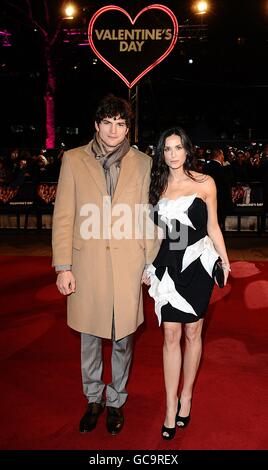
[0,256,268,450]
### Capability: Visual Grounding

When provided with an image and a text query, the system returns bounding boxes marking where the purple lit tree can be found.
[3,1,73,148]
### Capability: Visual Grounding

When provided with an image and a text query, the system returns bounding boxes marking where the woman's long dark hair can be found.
[149,127,197,206]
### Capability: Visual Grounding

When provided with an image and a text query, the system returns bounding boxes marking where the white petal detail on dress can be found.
[148,268,197,325]
[181,235,219,276]
[158,194,197,231]
[200,237,220,276]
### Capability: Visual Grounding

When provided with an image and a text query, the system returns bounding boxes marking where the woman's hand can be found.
[222,263,231,286]
[141,270,151,286]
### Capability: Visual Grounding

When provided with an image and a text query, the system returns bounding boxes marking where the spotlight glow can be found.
[196,1,208,14]
[65,4,76,18]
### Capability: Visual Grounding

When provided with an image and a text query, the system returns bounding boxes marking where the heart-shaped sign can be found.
[88,4,178,88]
[37,184,57,204]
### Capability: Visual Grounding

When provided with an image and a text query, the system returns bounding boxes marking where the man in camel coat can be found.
[52,95,159,435]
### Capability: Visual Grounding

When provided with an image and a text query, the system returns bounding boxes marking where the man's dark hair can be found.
[95,94,133,127]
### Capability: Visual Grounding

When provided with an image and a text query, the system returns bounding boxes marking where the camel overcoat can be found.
[52,142,160,340]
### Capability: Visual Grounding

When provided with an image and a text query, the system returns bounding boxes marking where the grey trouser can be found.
[81,332,133,408]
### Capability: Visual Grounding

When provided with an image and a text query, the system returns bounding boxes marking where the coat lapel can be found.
[82,142,108,196]
[82,144,137,201]
[112,149,137,204]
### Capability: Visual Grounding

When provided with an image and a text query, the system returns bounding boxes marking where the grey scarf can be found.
[92,133,130,198]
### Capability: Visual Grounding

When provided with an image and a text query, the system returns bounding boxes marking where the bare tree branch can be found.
[3,0,28,17]
[32,20,47,38]
[3,1,48,38]
[24,0,33,20]
[43,0,49,27]
[49,20,63,47]
[3,0,64,148]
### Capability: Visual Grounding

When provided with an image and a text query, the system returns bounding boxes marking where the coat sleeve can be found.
[52,152,75,267]
[141,161,161,264]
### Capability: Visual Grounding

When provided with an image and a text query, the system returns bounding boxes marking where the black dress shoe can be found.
[106,406,124,435]
[79,401,105,433]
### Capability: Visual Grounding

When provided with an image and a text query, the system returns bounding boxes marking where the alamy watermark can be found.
[79,196,189,250]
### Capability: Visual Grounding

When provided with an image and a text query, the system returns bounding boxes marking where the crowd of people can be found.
[1,141,267,226]
[146,142,268,184]
[1,142,268,189]
[0,148,63,187]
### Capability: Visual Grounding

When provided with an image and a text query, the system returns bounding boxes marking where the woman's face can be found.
[163,134,187,170]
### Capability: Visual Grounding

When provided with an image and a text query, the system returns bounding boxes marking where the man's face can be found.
[95,116,129,150]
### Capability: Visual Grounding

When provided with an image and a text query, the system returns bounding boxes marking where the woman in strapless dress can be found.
[142,127,230,440]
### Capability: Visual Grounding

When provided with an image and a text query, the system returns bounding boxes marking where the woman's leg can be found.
[180,318,204,417]
[163,322,182,427]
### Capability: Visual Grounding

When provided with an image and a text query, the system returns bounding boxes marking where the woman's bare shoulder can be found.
[200,174,217,198]
[190,172,216,200]
[190,170,209,182]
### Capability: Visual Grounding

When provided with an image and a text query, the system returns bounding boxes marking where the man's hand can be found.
[56,271,76,295]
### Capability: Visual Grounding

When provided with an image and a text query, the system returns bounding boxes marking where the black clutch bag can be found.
[212,258,225,288]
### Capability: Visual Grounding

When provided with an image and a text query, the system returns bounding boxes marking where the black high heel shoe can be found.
[176,399,191,428]
[161,424,176,440]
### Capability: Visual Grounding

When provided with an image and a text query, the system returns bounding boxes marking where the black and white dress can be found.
[147,194,219,324]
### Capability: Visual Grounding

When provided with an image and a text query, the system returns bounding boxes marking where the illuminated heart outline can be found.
[88,4,178,88]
